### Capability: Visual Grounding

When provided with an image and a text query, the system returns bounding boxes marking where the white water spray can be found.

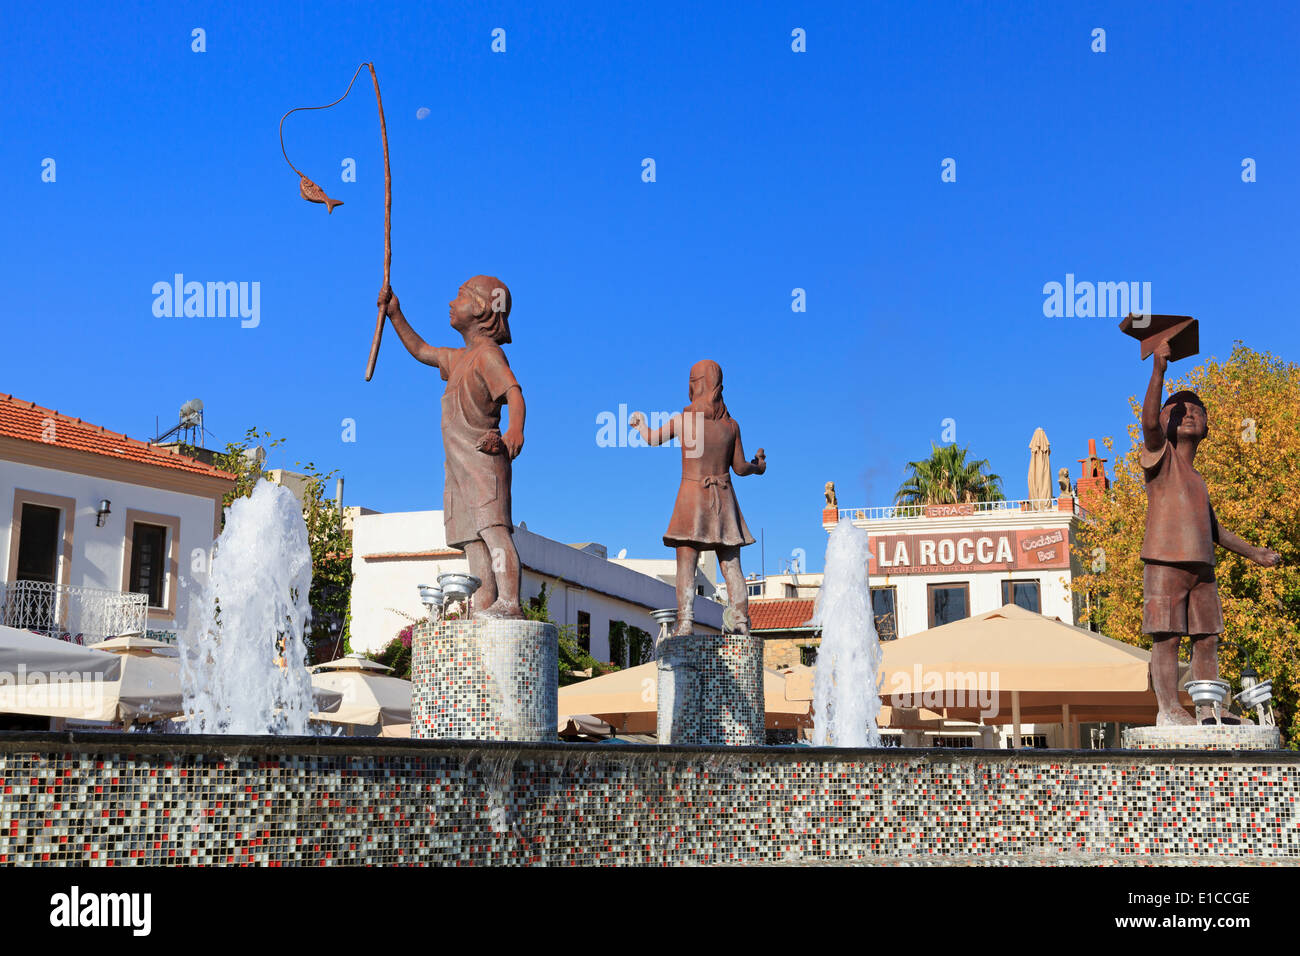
[810,521,882,746]
[180,480,315,734]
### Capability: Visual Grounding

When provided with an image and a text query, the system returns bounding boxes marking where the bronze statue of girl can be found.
[631,360,766,636]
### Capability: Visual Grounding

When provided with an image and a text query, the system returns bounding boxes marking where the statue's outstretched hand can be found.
[1254,547,1281,568]
[752,448,767,474]
[378,286,400,318]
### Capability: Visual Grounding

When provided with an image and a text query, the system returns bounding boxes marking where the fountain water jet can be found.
[180,480,315,734]
[809,521,882,746]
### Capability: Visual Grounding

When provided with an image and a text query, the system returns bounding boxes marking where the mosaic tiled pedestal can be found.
[657,632,763,746]
[2,734,1298,865]
[411,618,557,741]
[1123,724,1283,750]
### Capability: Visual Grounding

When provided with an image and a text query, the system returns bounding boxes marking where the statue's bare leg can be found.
[463,539,497,612]
[1189,632,1219,722]
[473,526,522,619]
[1151,633,1196,726]
[670,546,698,636]
[717,545,748,634]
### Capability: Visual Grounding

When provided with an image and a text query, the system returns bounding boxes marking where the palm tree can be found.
[895,443,1006,505]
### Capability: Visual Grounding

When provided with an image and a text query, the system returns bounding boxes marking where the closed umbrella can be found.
[1028,427,1052,508]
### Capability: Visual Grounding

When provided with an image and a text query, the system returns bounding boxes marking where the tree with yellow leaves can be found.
[1071,344,1300,746]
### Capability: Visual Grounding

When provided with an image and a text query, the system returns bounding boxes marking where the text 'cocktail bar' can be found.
[822,439,1111,640]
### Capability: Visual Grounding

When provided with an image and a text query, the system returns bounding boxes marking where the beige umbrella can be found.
[1028,427,1052,508]
[0,643,180,723]
[89,632,177,657]
[0,625,123,681]
[776,662,950,732]
[379,722,411,738]
[310,654,411,727]
[558,661,812,734]
[880,603,1190,745]
[93,639,344,720]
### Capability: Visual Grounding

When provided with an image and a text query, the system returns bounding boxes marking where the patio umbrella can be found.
[1028,427,1052,507]
[0,639,179,722]
[879,603,1190,745]
[0,624,123,682]
[309,654,411,727]
[558,661,812,734]
[89,632,177,657]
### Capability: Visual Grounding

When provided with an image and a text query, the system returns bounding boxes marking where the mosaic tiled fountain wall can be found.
[0,734,1296,865]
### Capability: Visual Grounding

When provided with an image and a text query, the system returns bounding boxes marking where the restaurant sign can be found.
[867,528,1070,575]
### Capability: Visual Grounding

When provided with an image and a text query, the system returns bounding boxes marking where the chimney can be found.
[1075,439,1110,513]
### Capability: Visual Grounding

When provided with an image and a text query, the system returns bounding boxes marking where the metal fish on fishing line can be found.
[278,61,392,380]
[298,174,343,214]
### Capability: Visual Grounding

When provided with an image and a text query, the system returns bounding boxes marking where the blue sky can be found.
[4,1,1298,574]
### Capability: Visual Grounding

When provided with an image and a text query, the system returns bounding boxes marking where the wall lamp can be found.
[95,499,112,527]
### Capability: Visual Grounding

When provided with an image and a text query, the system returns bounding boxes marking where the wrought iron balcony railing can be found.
[0,580,148,646]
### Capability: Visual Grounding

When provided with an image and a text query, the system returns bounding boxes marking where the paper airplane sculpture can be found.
[1119,314,1199,363]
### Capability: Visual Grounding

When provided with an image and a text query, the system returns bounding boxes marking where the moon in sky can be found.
[416,107,430,120]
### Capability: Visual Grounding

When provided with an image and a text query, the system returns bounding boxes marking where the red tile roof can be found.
[749,598,816,631]
[0,393,237,480]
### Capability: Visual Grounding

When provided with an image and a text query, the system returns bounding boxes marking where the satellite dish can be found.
[190,398,204,411]
[616,548,627,560]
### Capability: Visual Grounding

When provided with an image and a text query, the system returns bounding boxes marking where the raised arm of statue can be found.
[1141,340,1170,454]
[379,288,447,370]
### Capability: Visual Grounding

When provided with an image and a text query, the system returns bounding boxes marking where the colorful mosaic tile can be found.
[1122,724,1283,750]
[411,618,558,742]
[657,633,764,746]
[0,736,1296,866]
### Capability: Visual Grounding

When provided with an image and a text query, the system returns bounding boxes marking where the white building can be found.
[743,570,824,600]
[349,511,723,661]
[607,552,720,600]
[0,393,235,643]
[827,497,1086,641]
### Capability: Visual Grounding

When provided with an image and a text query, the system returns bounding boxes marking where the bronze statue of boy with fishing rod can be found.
[281,64,526,619]
[378,279,528,620]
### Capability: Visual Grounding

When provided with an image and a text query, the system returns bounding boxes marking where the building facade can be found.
[349,510,723,662]
[0,394,235,643]
[826,496,1087,640]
